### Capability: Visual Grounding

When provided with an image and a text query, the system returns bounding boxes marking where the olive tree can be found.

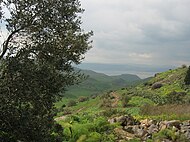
[0,0,92,141]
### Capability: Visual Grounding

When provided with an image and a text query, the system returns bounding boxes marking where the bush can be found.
[182,64,187,68]
[85,132,101,142]
[62,108,72,115]
[67,100,77,107]
[100,98,112,108]
[143,82,152,86]
[100,108,125,117]
[165,91,186,104]
[122,95,131,107]
[91,94,98,99]
[78,96,89,102]
[184,66,190,85]
[128,96,155,107]
[61,104,66,108]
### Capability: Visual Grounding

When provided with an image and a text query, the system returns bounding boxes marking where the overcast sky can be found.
[80,0,190,66]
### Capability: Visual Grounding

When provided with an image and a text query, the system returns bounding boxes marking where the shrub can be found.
[183,95,190,104]
[184,66,190,85]
[126,107,140,116]
[100,108,125,117]
[182,64,187,68]
[67,100,77,107]
[61,104,66,108]
[122,95,131,107]
[85,132,101,142]
[128,96,155,107]
[62,108,72,115]
[90,95,98,99]
[165,91,186,104]
[78,96,89,102]
[100,98,112,108]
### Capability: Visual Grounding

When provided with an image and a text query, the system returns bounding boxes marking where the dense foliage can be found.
[0,0,92,141]
[185,66,190,85]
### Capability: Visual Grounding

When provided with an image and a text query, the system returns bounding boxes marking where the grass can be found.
[140,104,190,120]
[54,67,190,141]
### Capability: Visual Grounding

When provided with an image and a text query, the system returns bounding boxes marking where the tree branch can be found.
[0,27,23,59]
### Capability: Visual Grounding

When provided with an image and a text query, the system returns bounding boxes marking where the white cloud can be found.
[129,53,152,59]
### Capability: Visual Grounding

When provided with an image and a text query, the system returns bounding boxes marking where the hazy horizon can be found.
[77,62,176,78]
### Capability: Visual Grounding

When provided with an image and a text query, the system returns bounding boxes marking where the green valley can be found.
[64,69,142,98]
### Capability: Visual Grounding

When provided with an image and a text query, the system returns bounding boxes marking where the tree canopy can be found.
[0,0,92,141]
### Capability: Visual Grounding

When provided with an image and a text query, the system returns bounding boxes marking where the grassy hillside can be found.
[116,66,190,119]
[55,66,190,142]
[64,69,142,98]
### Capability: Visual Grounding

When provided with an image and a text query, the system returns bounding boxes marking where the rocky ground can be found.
[109,115,190,141]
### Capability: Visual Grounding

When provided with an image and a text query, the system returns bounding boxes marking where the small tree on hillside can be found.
[184,66,190,85]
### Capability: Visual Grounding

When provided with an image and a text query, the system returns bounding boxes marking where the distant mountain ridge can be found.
[76,63,176,78]
[64,68,142,98]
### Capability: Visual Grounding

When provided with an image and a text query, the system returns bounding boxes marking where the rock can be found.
[166,120,181,129]
[182,120,190,126]
[108,118,116,124]
[160,124,167,131]
[114,128,135,141]
[135,128,147,138]
[114,115,137,128]
[180,121,190,139]
[159,121,167,130]
[148,119,157,125]
[147,124,159,134]
[159,120,181,130]
[111,118,190,140]
[151,82,163,89]
[140,119,157,128]
[124,126,134,134]
[162,139,173,142]
[140,119,149,127]
[184,131,190,139]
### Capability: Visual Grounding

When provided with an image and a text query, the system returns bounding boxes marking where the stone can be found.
[124,126,134,134]
[148,119,157,125]
[147,124,159,134]
[182,120,190,126]
[114,128,135,141]
[108,118,116,124]
[166,120,181,129]
[140,119,149,127]
[183,130,190,140]
[135,128,147,138]
[159,122,167,131]
[151,82,163,89]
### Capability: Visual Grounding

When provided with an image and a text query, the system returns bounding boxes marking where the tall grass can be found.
[140,104,190,120]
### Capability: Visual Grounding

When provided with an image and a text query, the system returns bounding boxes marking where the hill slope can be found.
[56,66,190,142]
[116,66,190,117]
[64,69,142,98]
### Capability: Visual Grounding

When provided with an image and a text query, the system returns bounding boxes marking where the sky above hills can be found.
[80,0,190,66]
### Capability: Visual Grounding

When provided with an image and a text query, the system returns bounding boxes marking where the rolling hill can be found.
[64,68,142,98]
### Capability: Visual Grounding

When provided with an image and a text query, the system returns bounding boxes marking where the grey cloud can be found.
[81,0,190,66]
